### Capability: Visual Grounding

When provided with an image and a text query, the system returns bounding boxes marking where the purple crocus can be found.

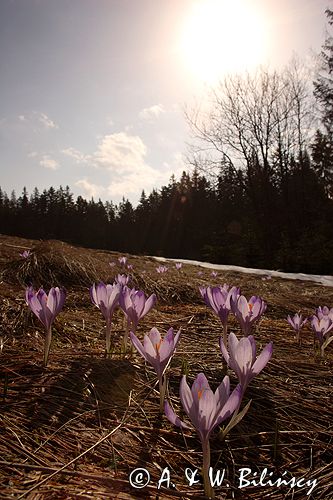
[231,294,266,336]
[287,313,307,344]
[118,256,127,266]
[25,286,66,366]
[211,271,218,278]
[131,327,181,411]
[199,285,240,345]
[90,282,121,355]
[119,287,156,353]
[156,265,168,273]
[114,274,130,287]
[316,306,333,321]
[20,250,31,259]
[310,314,333,356]
[175,262,182,270]
[220,332,273,394]
[120,287,156,330]
[165,373,242,498]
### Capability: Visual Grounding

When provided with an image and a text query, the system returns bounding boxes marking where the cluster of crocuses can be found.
[287,306,333,356]
[25,278,273,498]
[25,275,156,365]
[25,286,66,366]
[163,284,272,498]
[156,265,168,274]
[90,278,157,356]
[199,284,267,344]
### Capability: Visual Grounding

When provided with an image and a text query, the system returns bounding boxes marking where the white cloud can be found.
[40,155,59,170]
[18,115,26,122]
[93,132,147,172]
[139,104,165,121]
[39,112,58,129]
[64,133,187,204]
[62,147,90,163]
[75,179,105,199]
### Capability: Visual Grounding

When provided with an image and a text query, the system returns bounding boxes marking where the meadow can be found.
[0,233,333,499]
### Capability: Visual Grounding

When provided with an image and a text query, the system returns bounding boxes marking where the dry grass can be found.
[0,234,333,499]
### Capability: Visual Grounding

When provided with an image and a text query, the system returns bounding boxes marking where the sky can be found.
[0,0,331,206]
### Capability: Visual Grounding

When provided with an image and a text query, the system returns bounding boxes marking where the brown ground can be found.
[0,234,332,500]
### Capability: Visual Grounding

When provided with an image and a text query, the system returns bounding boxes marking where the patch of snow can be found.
[152,256,333,287]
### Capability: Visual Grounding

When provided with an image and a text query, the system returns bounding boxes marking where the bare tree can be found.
[185,60,314,180]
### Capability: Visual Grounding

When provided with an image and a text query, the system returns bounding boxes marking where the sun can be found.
[180,0,267,83]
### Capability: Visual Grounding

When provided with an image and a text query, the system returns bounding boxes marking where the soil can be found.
[0,234,332,499]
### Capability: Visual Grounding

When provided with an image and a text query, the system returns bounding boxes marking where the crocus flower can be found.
[220,332,273,394]
[175,262,182,270]
[311,314,333,356]
[165,373,242,498]
[127,264,133,270]
[211,271,218,278]
[131,327,181,411]
[118,256,127,266]
[231,294,266,336]
[199,285,240,345]
[90,282,121,355]
[20,250,31,258]
[25,286,66,366]
[114,274,130,287]
[120,287,156,330]
[156,265,168,273]
[287,313,307,344]
[316,306,333,321]
[119,287,156,353]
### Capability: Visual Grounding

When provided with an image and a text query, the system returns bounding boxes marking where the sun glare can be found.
[180,0,267,82]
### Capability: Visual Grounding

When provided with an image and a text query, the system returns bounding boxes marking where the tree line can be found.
[0,153,332,274]
[1,9,333,275]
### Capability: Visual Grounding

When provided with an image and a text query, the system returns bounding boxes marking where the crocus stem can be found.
[122,318,131,356]
[106,322,112,358]
[44,327,52,367]
[159,374,167,413]
[130,326,136,356]
[202,438,214,499]
[222,323,228,350]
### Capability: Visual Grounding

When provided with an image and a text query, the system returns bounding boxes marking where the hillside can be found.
[0,234,332,499]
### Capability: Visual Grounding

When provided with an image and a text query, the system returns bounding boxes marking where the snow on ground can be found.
[152,256,333,287]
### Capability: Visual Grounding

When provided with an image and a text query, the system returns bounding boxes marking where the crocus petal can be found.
[248,335,256,363]
[219,336,230,364]
[237,295,250,318]
[133,291,146,318]
[198,386,216,439]
[214,375,230,409]
[232,337,252,385]
[252,342,273,376]
[148,327,161,347]
[158,328,174,363]
[228,332,239,352]
[215,384,242,425]
[144,332,159,358]
[141,293,157,318]
[164,401,189,429]
[179,375,194,418]
[130,332,148,362]
[47,287,57,314]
